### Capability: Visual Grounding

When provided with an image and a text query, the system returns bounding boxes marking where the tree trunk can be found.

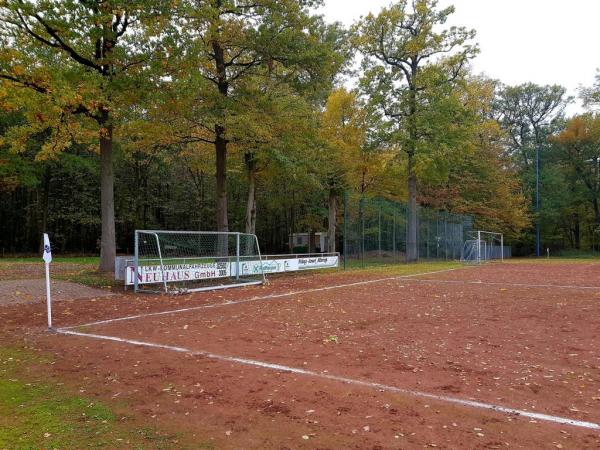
[99,123,116,272]
[574,213,580,250]
[215,125,229,233]
[406,172,418,262]
[593,198,600,226]
[308,231,316,254]
[327,190,337,253]
[289,192,296,253]
[405,74,419,263]
[406,155,418,262]
[244,152,257,235]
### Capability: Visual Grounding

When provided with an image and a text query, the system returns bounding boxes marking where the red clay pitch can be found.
[3,262,600,449]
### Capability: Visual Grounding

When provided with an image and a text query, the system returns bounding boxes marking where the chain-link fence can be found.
[343,195,473,267]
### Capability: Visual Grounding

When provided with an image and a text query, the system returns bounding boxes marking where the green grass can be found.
[0,256,99,265]
[54,270,120,289]
[554,250,600,259]
[0,255,120,288]
[0,347,187,449]
[505,256,600,264]
[342,259,463,275]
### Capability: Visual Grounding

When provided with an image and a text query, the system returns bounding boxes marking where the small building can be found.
[289,232,329,253]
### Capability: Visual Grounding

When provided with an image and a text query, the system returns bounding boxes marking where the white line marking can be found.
[61,267,464,330]
[412,278,600,290]
[56,328,600,431]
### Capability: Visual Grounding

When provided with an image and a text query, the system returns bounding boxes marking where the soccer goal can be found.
[461,231,505,264]
[130,230,266,294]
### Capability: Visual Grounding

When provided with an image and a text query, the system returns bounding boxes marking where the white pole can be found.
[500,234,504,262]
[42,233,53,329]
[477,231,481,264]
[45,262,52,329]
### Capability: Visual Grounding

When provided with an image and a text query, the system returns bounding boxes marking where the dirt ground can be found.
[1,262,600,449]
[0,279,115,306]
[0,262,94,281]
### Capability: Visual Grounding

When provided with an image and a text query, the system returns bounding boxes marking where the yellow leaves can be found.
[98,127,110,139]
[11,65,25,77]
[550,115,600,146]
[321,88,366,154]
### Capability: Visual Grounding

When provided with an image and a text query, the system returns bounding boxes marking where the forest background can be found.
[1,0,599,271]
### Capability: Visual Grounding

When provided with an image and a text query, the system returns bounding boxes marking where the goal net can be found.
[131,230,266,293]
[461,231,505,264]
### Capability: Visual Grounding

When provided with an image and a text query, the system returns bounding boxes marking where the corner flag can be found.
[43,233,52,263]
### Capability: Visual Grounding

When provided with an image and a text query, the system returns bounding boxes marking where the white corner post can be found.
[477,230,481,265]
[42,233,53,329]
[500,234,504,262]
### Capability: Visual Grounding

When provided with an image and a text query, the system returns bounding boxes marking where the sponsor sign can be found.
[298,256,339,270]
[125,255,339,285]
[126,262,230,285]
[238,258,300,276]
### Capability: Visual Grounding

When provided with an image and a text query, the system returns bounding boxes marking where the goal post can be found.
[131,230,266,293]
[461,231,506,264]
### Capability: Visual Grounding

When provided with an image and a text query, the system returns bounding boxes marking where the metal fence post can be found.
[360,195,365,268]
[236,232,240,280]
[425,220,431,259]
[134,230,139,293]
[444,219,448,260]
[378,205,382,258]
[392,212,396,261]
[343,192,348,270]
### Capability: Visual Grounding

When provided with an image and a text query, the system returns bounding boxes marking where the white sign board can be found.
[237,256,339,276]
[126,262,230,286]
[237,258,299,276]
[125,255,339,286]
[297,256,339,270]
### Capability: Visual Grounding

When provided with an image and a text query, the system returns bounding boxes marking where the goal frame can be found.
[133,230,266,294]
[462,230,505,264]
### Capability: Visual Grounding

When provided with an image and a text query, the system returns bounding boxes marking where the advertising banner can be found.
[126,255,339,285]
[126,262,230,285]
[297,256,339,270]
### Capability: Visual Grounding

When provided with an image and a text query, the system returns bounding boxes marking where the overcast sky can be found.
[318,0,600,113]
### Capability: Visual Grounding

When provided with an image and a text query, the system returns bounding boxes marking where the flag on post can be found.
[43,233,52,263]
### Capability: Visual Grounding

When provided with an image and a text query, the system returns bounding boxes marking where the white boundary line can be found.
[61,267,464,330]
[55,328,600,431]
[412,279,600,290]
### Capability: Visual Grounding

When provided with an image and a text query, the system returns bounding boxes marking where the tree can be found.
[237,83,320,236]
[419,77,530,239]
[494,83,568,169]
[0,0,168,271]
[581,70,600,110]
[493,83,569,254]
[352,0,477,262]
[320,89,365,252]
[169,0,345,233]
[550,115,600,226]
